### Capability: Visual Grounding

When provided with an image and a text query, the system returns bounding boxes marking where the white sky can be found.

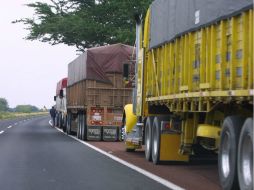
[0,1,78,109]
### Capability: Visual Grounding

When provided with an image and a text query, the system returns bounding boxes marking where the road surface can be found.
[0,116,172,190]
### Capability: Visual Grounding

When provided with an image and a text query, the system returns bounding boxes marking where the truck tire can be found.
[152,117,164,164]
[151,116,168,164]
[58,113,61,127]
[145,117,153,161]
[81,114,87,141]
[78,114,83,140]
[152,117,161,164]
[121,114,126,142]
[56,113,59,127]
[77,114,81,139]
[59,113,63,129]
[66,113,72,135]
[58,113,62,128]
[237,118,253,190]
[218,116,245,190]
[62,116,67,132]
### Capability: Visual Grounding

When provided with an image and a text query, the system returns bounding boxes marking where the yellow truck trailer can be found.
[123,1,253,189]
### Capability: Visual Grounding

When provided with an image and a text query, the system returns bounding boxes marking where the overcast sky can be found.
[0,1,77,109]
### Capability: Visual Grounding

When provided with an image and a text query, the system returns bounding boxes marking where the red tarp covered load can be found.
[67,43,134,86]
[56,78,67,95]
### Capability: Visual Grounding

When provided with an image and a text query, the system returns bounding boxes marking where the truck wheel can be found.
[77,114,81,139]
[56,114,59,127]
[145,117,153,161]
[151,116,164,165]
[121,115,126,141]
[79,114,83,140]
[62,116,67,132]
[66,113,72,135]
[57,113,60,128]
[238,118,253,190]
[218,116,244,190]
[59,113,63,129]
[58,114,61,127]
[81,114,87,141]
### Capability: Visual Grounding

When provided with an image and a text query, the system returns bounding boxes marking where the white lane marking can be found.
[14,123,18,125]
[0,131,4,134]
[7,126,12,129]
[53,123,184,190]
[49,120,53,126]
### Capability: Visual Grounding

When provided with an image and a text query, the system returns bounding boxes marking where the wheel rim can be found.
[221,131,231,178]
[240,135,253,186]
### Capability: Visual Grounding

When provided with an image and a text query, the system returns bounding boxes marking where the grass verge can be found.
[0,112,48,120]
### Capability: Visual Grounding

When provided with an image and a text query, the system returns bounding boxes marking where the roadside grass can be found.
[0,112,48,120]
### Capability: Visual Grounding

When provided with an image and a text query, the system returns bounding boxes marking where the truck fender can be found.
[123,104,137,133]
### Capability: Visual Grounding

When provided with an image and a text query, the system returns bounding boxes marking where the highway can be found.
[0,116,171,190]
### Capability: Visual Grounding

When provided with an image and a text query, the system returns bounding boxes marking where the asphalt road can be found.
[0,116,171,190]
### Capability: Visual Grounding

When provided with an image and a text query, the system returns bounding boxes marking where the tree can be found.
[0,98,9,112]
[13,0,152,51]
[15,105,39,113]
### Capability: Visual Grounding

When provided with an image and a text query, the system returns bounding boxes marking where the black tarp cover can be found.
[149,0,253,49]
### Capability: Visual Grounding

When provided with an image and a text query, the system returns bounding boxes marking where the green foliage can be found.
[13,0,152,50]
[0,98,41,119]
[15,105,39,113]
[0,98,9,112]
[0,112,13,120]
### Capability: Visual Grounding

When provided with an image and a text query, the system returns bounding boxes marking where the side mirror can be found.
[123,64,129,79]
[59,89,64,98]
[54,96,56,101]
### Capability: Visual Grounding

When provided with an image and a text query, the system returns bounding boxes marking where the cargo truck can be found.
[122,1,253,190]
[54,78,68,131]
[67,43,134,141]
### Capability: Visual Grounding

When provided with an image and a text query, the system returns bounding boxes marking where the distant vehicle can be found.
[123,1,253,190]
[66,43,135,141]
[54,78,67,131]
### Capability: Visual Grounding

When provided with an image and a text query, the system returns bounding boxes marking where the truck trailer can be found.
[123,0,253,190]
[54,78,68,131]
[67,43,134,141]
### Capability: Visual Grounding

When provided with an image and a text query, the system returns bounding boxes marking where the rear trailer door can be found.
[87,107,123,141]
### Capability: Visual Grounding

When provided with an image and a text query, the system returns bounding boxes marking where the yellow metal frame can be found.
[142,9,253,113]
